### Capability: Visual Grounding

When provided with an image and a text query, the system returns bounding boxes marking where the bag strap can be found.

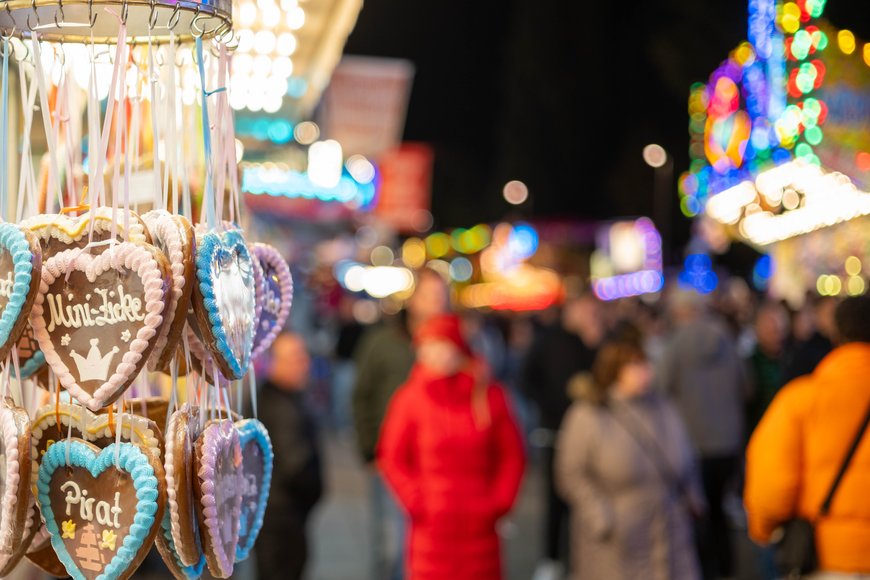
[605,399,693,505]
[820,400,870,517]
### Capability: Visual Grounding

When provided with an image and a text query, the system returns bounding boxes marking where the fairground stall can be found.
[680,0,870,305]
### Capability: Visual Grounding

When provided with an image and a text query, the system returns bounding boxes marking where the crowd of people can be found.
[254,266,870,580]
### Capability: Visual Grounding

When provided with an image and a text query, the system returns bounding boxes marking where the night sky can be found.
[344,0,870,238]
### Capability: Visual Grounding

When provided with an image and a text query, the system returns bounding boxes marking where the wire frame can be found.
[0,0,232,43]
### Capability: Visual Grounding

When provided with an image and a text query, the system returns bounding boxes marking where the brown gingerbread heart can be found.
[164,404,204,567]
[141,211,196,374]
[30,242,171,410]
[0,400,33,573]
[36,438,166,580]
[0,224,42,363]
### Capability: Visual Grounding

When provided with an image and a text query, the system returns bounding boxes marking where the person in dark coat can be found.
[782,296,838,383]
[378,314,525,580]
[256,333,324,580]
[522,294,603,579]
[745,301,789,435]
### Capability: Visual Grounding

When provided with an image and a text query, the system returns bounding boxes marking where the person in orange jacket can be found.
[745,295,870,577]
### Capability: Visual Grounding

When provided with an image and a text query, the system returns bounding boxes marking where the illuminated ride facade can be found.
[683,0,870,304]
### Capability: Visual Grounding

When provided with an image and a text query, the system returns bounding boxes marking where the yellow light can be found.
[781,3,801,34]
[402,238,427,269]
[426,233,451,259]
[848,276,866,296]
[829,276,843,296]
[863,43,870,67]
[734,42,755,66]
[846,256,862,277]
[817,275,827,296]
[839,30,856,55]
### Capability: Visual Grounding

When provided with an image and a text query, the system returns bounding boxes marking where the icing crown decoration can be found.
[70,339,120,382]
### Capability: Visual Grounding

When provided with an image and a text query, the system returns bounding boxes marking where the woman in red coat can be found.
[377,314,526,580]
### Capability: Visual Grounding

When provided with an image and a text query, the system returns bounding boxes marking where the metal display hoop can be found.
[0,0,232,43]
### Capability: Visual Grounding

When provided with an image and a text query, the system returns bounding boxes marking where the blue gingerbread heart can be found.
[193,229,256,380]
[36,439,161,580]
[0,223,40,360]
[235,419,273,562]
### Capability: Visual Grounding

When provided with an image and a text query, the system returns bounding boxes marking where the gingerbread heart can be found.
[0,224,42,363]
[194,420,242,578]
[141,211,196,373]
[0,400,33,571]
[165,404,204,567]
[37,438,165,580]
[250,244,293,362]
[235,419,273,562]
[30,401,163,494]
[191,229,256,380]
[155,510,207,580]
[30,242,170,411]
[22,207,151,259]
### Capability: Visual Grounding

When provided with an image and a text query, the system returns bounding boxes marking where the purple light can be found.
[593,270,664,301]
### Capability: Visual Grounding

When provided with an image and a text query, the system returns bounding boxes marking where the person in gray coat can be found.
[656,289,747,579]
[556,334,704,580]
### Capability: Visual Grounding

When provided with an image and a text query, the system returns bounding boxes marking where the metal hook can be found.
[167,3,180,32]
[87,0,96,28]
[147,0,157,30]
[26,0,40,31]
[190,6,205,39]
[120,0,128,25]
[53,2,64,30]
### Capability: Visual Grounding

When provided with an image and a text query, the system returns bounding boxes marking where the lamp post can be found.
[643,144,674,265]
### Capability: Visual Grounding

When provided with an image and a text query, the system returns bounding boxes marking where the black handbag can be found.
[773,401,870,579]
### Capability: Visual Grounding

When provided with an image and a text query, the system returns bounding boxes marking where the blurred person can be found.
[256,333,324,580]
[332,294,365,434]
[656,288,746,580]
[745,295,870,578]
[556,334,704,580]
[522,293,604,580]
[352,268,449,580]
[782,296,838,383]
[745,301,789,435]
[377,314,525,580]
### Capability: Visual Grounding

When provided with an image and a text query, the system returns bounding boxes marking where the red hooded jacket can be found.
[377,365,525,580]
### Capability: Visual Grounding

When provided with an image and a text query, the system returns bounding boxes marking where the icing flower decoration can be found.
[100,529,117,551]
[61,334,71,346]
[62,519,76,539]
[121,329,131,343]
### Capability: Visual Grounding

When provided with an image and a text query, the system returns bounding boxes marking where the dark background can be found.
[344,0,870,244]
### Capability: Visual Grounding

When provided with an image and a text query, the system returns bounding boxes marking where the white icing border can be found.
[0,405,23,555]
[142,211,191,372]
[30,242,166,411]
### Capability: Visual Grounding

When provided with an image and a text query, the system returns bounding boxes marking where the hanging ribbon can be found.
[196,37,218,230]
[0,36,10,221]
[30,37,65,213]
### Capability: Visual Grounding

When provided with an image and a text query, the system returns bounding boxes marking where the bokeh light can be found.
[503,180,529,205]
